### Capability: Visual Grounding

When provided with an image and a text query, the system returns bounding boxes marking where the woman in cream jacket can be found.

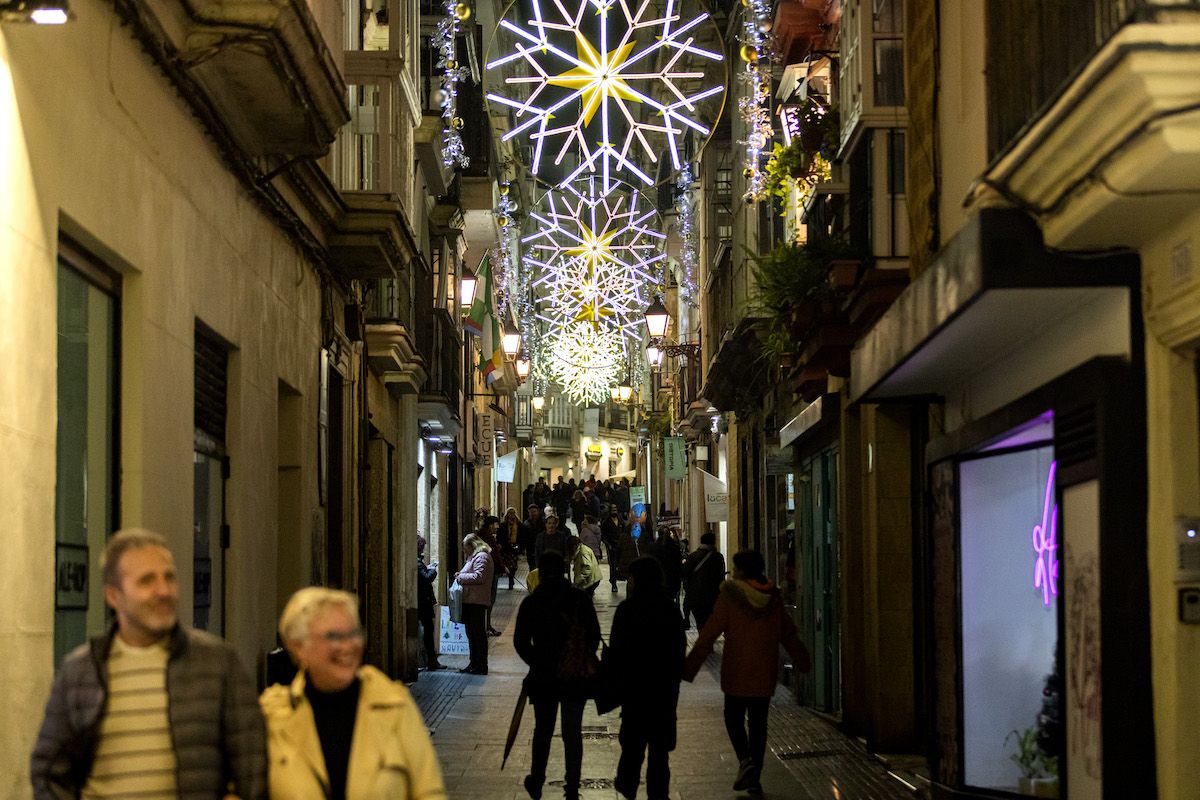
[260,587,446,800]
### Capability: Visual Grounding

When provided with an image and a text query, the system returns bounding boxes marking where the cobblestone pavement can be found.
[408,562,921,799]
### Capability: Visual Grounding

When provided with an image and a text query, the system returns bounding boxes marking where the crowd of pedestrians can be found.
[29,485,809,800]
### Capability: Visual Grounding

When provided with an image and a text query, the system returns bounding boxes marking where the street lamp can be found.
[644,296,670,339]
[646,343,663,370]
[531,395,545,411]
[459,264,478,308]
[1,0,71,23]
[501,320,522,359]
[617,382,633,403]
[515,351,531,378]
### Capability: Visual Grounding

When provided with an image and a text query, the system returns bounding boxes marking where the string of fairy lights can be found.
[738,0,775,203]
[435,0,471,169]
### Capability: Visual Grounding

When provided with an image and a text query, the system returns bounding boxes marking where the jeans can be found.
[616,709,675,799]
[604,542,620,586]
[529,696,585,793]
[723,695,770,768]
[463,603,488,671]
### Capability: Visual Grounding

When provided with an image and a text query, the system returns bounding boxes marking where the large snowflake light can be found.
[486,0,726,190]
[542,322,626,404]
[525,178,665,340]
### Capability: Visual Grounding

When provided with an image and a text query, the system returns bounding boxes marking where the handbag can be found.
[448,578,464,624]
[593,639,621,715]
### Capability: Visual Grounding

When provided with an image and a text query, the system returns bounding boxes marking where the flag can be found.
[466,253,504,384]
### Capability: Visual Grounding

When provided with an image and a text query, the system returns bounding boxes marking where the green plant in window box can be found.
[1005,727,1059,798]
[749,237,860,368]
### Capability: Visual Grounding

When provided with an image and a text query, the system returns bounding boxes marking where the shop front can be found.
[778,394,842,711]
[852,209,1155,799]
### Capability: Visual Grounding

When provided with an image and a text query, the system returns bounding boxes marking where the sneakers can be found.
[732,758,757,791]
[613,774,637,800]
[522,774,542,800]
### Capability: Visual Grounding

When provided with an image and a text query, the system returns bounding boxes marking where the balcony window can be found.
[330,83,385,191]
[873,39,905,107]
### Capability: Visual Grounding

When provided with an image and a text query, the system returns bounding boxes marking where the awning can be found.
[850,209,1138,408]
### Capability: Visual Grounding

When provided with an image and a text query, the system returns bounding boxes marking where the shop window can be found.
[54,241,119,666]
[960,436,1059,795]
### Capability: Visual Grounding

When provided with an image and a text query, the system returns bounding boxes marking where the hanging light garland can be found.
[675,163,699,307]
[494,184,520,316]
[739,0,774,203]
[485,0,726,191]
[435,0,472,169]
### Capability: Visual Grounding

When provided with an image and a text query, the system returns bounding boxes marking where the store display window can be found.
[959,418,1060,797]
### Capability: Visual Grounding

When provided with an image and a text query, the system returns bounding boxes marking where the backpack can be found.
[556,610,600,685]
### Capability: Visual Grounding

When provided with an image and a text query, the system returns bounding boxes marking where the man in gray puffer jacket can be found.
[30,529,265,799]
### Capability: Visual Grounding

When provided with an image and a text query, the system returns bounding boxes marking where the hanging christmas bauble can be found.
[743,192,756,205]
[451,116,464,130]
[434,89,448,106]
[739,44,759,63]
[742,167,755,179]
[740,0,750,6]
[496,214,510,228]
[757,17,773,34]
[499,184,510,196]
[446,59,458,71]
[454,2,472,21]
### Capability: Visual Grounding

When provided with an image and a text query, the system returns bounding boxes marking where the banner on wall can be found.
[495,450,518,483]
[664,436,686,480]
[582,408,600,438]
[700,469,728,522]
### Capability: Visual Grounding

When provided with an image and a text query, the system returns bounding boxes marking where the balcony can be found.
[417,309,463,437]
[330,192,422,281]
[539,425,576,454]
[117,0,349,158]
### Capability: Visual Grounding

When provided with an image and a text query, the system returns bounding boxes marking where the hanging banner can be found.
[664,436,687,480]
[495,450,518,483]
[582,407,600,438]
[701,469,728,522]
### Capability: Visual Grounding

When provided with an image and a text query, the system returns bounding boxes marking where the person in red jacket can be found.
[682,550,811,795]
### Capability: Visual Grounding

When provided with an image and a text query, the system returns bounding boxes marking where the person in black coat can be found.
[610,557,685,800]
[650,527,684,605]
[681,532,726,630]
[523,504,546,570]
[600,508,623,592]
[416,536,443,670]
[513,552,601,800]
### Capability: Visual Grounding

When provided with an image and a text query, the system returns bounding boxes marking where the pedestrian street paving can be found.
[408,565,925,799]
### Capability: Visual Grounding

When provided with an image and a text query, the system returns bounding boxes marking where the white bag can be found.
[448,578,464,624]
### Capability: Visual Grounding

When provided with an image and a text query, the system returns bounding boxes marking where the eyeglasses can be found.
[318,628,364,644]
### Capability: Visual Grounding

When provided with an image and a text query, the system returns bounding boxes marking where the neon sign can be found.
[1032,460,1059,606]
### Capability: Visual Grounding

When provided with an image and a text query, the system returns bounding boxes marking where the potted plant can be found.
[1005,727,1059,798]
[749,237,861,368]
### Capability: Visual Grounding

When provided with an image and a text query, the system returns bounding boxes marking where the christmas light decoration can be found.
[542,322,625,405]
[675,163,698,306]
[485,0,725,191]
[739,0,774,202]
[524,178,666,343]
[435,0,470,168]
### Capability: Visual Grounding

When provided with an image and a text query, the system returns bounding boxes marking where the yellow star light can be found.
[548,33,640,126]
[562,222,619,271]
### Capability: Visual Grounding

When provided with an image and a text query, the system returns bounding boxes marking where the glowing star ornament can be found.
[524,178,666,342]
[486,0,726,191]
[543,322,626,405]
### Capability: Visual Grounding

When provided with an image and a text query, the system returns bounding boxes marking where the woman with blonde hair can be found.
[260,587,446,799]
[455,533,494,675]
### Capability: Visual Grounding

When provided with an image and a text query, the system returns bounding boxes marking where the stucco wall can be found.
[1,1,331,793]
[1142,210,1200,800]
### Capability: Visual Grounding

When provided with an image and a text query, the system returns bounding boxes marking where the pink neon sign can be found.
[1032,460,1059,606]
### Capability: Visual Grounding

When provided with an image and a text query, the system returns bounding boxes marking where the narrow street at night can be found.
[410,568,920,799]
